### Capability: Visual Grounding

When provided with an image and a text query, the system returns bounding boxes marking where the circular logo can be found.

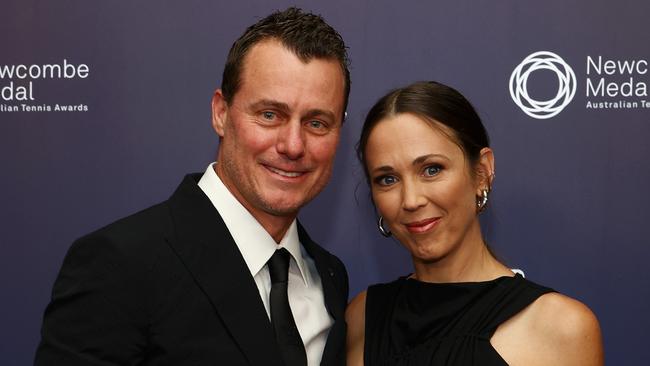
[509,51,576,119]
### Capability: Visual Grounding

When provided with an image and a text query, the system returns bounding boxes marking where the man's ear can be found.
[475,147,495,193]
[211,89,228,137]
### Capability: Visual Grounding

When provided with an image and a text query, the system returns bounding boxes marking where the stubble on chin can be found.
[219,156,298,217]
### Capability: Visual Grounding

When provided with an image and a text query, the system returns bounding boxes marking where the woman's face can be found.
[365,113,489,263]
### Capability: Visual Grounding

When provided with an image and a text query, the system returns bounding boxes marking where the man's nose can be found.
[276,120,306,160]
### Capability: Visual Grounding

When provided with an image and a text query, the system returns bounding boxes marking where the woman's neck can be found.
[411,226,512,283]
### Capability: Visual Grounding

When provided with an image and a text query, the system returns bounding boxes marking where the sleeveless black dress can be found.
[364,274,553,365]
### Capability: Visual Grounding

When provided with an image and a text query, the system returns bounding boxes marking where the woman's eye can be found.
[424,165,442,177]
[376,175,398,186]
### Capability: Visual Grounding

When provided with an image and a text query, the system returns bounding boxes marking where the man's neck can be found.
[214,164,296,243]
[255,213,295,243]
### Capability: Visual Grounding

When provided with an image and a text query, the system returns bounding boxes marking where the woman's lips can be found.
[404,217,440,234]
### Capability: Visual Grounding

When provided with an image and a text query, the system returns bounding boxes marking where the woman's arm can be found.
[346,290,367,366]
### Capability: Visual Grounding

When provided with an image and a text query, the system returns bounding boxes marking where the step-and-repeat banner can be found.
[2,1,648,364]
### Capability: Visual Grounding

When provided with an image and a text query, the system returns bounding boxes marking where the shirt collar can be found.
[197,163,310,286]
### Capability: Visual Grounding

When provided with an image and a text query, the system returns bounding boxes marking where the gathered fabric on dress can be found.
[364,274,553,365]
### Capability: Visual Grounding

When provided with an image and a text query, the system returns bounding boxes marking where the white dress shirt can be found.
[198,163,333,366]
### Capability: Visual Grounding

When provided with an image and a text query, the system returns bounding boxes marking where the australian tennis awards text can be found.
[0,60,89,101]
[586,56,647,97]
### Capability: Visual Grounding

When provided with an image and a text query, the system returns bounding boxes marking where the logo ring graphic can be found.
[509,51,576,119]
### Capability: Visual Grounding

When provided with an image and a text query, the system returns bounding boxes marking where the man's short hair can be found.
[221,7,351,115]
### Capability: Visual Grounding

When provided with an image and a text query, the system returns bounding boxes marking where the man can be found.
[34,8,350,366]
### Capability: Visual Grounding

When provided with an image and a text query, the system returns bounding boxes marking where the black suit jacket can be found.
[35,174,349,366]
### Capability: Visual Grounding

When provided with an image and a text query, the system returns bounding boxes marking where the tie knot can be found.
[268,248,291,284]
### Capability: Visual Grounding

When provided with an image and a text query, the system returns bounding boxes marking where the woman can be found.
[346,81,603,365]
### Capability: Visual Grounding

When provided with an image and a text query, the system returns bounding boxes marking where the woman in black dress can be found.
[346,81,603,365]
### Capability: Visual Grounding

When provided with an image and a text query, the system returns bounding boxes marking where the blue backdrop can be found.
[2,1,648,364]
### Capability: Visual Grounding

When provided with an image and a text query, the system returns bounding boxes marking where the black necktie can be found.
[267,248,307,366]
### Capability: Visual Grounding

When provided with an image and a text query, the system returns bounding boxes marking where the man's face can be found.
[212,39,345,224]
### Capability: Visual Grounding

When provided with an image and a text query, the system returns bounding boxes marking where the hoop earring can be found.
[476,189,489,213]
[378,216,392,237]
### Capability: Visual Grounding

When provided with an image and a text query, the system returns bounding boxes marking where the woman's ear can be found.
[475,147,495,193]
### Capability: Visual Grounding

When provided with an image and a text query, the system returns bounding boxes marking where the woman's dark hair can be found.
[357,81,490,182]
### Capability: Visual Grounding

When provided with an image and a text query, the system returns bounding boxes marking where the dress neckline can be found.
[403,273,521,287]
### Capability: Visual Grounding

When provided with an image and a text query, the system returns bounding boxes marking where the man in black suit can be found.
[34,8,350,366]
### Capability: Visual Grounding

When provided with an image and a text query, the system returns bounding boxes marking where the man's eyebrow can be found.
[249,99,291,114]
[248,100,337,123]
[304,108,337,123]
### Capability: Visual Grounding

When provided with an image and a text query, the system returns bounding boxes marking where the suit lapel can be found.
[165,174,283,366]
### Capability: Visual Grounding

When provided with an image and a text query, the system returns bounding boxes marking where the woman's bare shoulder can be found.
[531,293,600,338]
[493,291,603,365]
[527,292,604,365]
